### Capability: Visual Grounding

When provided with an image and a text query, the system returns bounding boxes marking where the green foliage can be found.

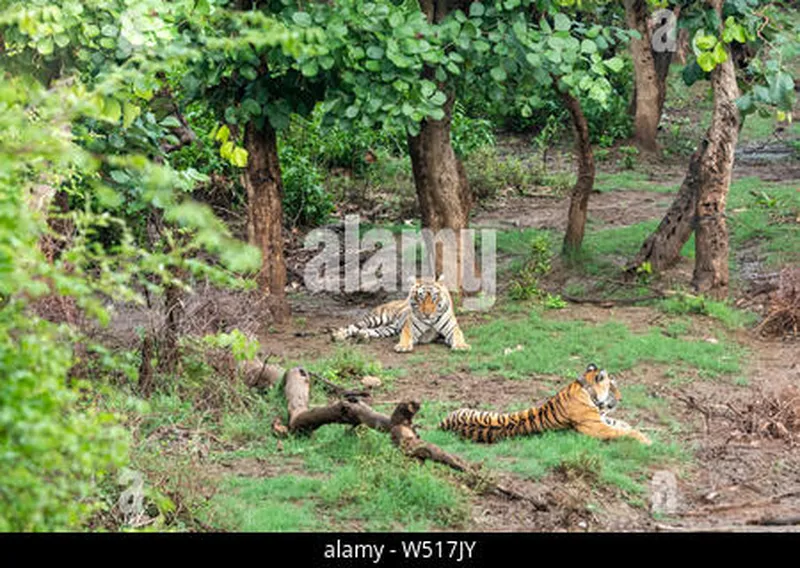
[509,234,555,301]
[657,294,757,331]
[618,145,640,170]
[278,145,335,228]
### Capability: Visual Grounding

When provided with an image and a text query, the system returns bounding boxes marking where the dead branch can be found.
[748,515,800,526]
[280,367,547,509]
[306,369,371,400]
[682,489,800,516]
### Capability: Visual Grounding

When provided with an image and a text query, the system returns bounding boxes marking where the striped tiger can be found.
[331,277,470,353]
[439,364,651,445]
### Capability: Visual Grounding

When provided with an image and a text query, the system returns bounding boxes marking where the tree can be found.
[0,0,260,528]
[627,0,796,298]
[624,0,675,152]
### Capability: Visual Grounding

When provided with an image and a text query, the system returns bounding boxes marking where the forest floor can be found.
[111,68,800,533]
[257,154,799,533]
[178,130,799,532]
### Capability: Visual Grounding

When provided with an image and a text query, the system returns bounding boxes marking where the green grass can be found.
[728,177,800,267]
[205,427,469,532]
[441,308,743,380]
[595,171,677,194]
[656,294,759,331]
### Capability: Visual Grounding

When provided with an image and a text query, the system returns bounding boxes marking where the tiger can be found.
[439,364,652,445]
[331,277,471,353]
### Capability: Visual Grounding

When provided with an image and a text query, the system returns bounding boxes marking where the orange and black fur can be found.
[439,364,651,445]
[332,277,470,353]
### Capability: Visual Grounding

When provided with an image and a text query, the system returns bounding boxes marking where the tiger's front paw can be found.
[635,432,653,446]
[394,342,414,353]
[451,342,471,351]
[355,329,372,342]
[331,329,348,342]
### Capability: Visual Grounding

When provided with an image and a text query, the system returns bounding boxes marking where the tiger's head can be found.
[408,277,450,319]
[578,363,621,412]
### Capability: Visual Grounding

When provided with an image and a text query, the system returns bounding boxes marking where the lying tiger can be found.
[332,277,470,353]
[439,364,651,445]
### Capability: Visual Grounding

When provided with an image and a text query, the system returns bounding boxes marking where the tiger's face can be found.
[581,364,621,411]
[409,279,448,319]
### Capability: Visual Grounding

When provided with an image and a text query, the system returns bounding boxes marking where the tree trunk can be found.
[692,0,739,299]
[408,0,473,292]
[560,89,595,255]
[626,146,702,273]
[407,92,472,288]
[243,121,289,322]
[628,0,739,298]
[624,0,667,153]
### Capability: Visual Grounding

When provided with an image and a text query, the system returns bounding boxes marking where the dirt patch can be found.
[205,456,309,480]
[472,190,673,232]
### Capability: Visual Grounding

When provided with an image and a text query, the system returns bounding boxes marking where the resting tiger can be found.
[331,277,470,353]
[439,364,651,445]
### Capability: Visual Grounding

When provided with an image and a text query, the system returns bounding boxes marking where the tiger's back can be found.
[439,364,652,445]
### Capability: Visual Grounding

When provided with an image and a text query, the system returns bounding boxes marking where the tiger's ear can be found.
[586,363,598,372]
[437,273,446,283]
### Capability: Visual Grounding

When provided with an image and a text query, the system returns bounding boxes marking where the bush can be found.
[279,145,335,228]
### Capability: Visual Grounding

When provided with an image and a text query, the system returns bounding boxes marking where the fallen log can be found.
[284,367,390,433]
[279,367,548,510]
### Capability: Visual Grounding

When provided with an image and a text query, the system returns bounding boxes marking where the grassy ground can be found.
[97,53,800,532]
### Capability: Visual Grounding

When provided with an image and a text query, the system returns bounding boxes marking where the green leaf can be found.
[301,61,319,77]
[682,61,706,86]
[122,102,140,129]
[367,46,384,60]
[580,39,597,54]
[735,93,754,114]
[430,91,447,106]
[469,2,485,17]
[553,13,571,32]
[54,34,70,48]
[109,170,131,184]
[215,124,231,144]
[695,33,717,52]
[101,24,118,37]
[242,98,262,117]
[220,141,234,160]
[103,98,122,123]
[231,147,249,168]
[420,80,436,98]
[603,57,624,73]
[697,51,717,72]
[712,41,728,65]
[240,66,258,81]
[160,116,181,128]
[292,12,312,27]
[36,37,54,55]
[490,66,507,82]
